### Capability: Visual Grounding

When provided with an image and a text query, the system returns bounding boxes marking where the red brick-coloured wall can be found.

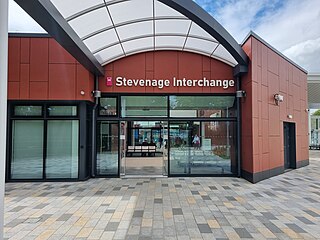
[241,36,309,175]
[8,35,309,182]
[8,37,94,101]
[100,51,235,94]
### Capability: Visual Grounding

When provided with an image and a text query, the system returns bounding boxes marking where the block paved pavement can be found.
[4,151,320,240]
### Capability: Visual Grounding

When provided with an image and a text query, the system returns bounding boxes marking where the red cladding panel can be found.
[243,36,308,175]
[29,82,48,100]
[8,82,20,99]
[8,38,20,82]
[8,37,94,102]
[178,52,202,93]
[153,51,178,93]
[145,52,154,71]
[267,48,279,75]
[48,64,76,100]
[20,38,30,64]
[49,39,75,64]
[20,64,30,99]
[30,38,49,82]
[76,64,94,101]
[202,56,211,72]
[114,53,146,93]
[101,51,235,94]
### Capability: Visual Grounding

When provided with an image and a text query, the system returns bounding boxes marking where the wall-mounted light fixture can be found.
[236,90,246,98]
[274,93,284,105]
[80,90,85,96]
[92,90,101,98]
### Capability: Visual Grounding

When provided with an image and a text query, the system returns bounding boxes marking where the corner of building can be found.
[240,31,309,184]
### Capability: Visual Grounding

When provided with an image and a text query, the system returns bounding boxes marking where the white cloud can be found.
[211,0,268,41]
[197,0,320,72]
[283,37,320,73]
[254,0,320,51]
[253,0,320,72]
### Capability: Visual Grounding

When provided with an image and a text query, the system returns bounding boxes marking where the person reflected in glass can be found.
[192,134,200,149]
[149,139,156,157]
[142,138,148,157]
[158,136,163,148]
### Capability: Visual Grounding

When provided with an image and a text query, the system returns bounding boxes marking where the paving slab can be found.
[4,152,320,239]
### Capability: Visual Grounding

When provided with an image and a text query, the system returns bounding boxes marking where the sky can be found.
[8,0,320,73]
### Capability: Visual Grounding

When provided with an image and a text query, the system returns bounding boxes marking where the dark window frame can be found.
[98,97,118,117]
[8,100,82,181]
[120,95,169,118]
[96,93,238,178]
[95,121,120,178]
[46,104,79,117]
[12,104,44,118]
[168,95,237,118]
[98,93,237,122]
[167,120,237,177]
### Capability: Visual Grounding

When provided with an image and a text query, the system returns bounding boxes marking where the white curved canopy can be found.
[50,0,238,67]
[308,73,320,109]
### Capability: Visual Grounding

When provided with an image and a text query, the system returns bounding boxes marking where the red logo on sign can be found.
[106,77,112,86]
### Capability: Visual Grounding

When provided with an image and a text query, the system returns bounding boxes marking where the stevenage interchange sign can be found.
[111,76,235,89]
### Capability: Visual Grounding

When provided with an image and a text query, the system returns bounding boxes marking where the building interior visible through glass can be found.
[11,96,237,179]
[97,120,236,177]
[310,116,320,147]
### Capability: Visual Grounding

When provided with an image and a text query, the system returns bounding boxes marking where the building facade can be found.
[308,73,320,149]
[310,115,320,149]
[6,0,309,183]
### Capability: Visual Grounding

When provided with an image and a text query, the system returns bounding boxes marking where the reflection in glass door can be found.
[161,121,168,176]
[96,121,119,176]
[169,121,236,175]
[120,121,168,176]
[46,120,79,179]
[169,122,194,174]
[11,120,44,179]
[120,121,127,176]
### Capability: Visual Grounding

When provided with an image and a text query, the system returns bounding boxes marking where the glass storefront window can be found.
[11,120,44,179]
[169,121,236,175]
[46,120,79,179]
[10,103,81,180]
[169,96,236,118]
[97,121,119,175]
[100,98,117,116]
[121,96,167,117]
[129,121,164,148]
[48,106,77,116]
[14,106,42,116]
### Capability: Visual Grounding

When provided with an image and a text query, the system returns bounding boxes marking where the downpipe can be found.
[91,75,100,177]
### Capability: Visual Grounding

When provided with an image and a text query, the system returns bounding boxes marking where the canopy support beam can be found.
[0,0,9,238]
[14,0,105,76]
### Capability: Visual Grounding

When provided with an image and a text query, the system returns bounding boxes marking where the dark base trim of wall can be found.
[297,159,309,168]
[242,166,284,183]
[242,159,310,183]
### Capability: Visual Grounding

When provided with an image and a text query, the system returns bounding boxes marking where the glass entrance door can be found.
[96,121,119,176]
[120,121,168,176]
[169,121,236,175]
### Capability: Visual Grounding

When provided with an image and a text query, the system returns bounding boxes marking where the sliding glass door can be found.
[46,120,79,179]
[96,121,119,176]
[169,121,236,175]
[96,94,238,177]
[9,104,80,180]
[11,120,44,179]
